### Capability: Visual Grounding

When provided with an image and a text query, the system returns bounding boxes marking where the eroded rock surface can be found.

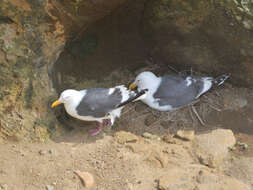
[0,0,128,142]
[142,0,253,87]
[192,129,236,168]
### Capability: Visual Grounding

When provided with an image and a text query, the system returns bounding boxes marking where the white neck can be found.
[64,93,84,118]
[138,77,161,95]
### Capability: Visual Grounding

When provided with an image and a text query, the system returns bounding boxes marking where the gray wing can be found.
[153,75,205,107]
[76,88,122,118]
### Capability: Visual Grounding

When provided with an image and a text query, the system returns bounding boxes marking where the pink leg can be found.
[103,119,112,126]
[89,122,103,136]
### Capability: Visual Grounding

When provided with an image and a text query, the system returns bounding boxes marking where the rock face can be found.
[192,129,236,168]
[0,0,64,142]
[142,0,253,87]
[0,0,252,142]
[0,0,127,142]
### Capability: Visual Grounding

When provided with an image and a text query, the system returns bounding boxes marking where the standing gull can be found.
[129,71,229,111]
[51,85,146,136]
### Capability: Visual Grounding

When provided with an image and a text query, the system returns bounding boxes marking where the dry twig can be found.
[191,106,205,126]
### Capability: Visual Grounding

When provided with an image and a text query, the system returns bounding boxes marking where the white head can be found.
[51,89,80,107]
[129,71,159,91]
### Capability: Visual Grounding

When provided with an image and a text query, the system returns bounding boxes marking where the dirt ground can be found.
[0,79,253,190]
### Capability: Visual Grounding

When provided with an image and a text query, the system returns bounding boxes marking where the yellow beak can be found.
[51,100,62,108]
[129,83,137,90]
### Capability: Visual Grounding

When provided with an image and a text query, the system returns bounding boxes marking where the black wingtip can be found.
[214,73,231,86]
[116,89,148,108]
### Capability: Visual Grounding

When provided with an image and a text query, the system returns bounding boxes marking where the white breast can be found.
[140,77,174,111]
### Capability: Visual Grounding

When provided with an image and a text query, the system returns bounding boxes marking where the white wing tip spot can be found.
[108,88,115,95]
[196,78,212,98]
[186,77,192,86]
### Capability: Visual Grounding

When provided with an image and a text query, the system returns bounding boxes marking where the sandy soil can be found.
[0,83,252,190]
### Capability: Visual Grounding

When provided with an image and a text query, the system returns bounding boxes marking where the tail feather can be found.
[213,74,230,86]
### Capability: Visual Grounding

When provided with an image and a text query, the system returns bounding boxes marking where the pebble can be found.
[0,184,8,190]
[49,150,54,155]
[20,152,25,157]
[39,150,48,155]
[236,141,248,150]
[45,185,54,190]
[176,130,195,141]
[142,132,160,140]
[114,131,138,144]
[74,170,94,188]
[162,134,177,144]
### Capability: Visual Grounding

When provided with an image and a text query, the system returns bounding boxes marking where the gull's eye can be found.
[63,96,70,100]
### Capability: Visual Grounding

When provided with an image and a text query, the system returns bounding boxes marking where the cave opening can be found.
[49,0,253,141]
[52,0,253,95]
[52,0,150,94]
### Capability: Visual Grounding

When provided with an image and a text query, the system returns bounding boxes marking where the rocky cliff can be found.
[0,0,252,142]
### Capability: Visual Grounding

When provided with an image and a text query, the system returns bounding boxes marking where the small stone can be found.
[45,185,54,190]
[114,131,138,144]
[74,170,94,188]
[39,150,47,155]
[193,129,236,168]
[162,134,177,144]
[0,184,8,190]
[49,150,54,155]
[236,141,248,150]
[20,151,25,157]
[142,132,160,140]
[176,130,195,141]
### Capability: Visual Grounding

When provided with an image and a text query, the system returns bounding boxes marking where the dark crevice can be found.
[0,16,15,24]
